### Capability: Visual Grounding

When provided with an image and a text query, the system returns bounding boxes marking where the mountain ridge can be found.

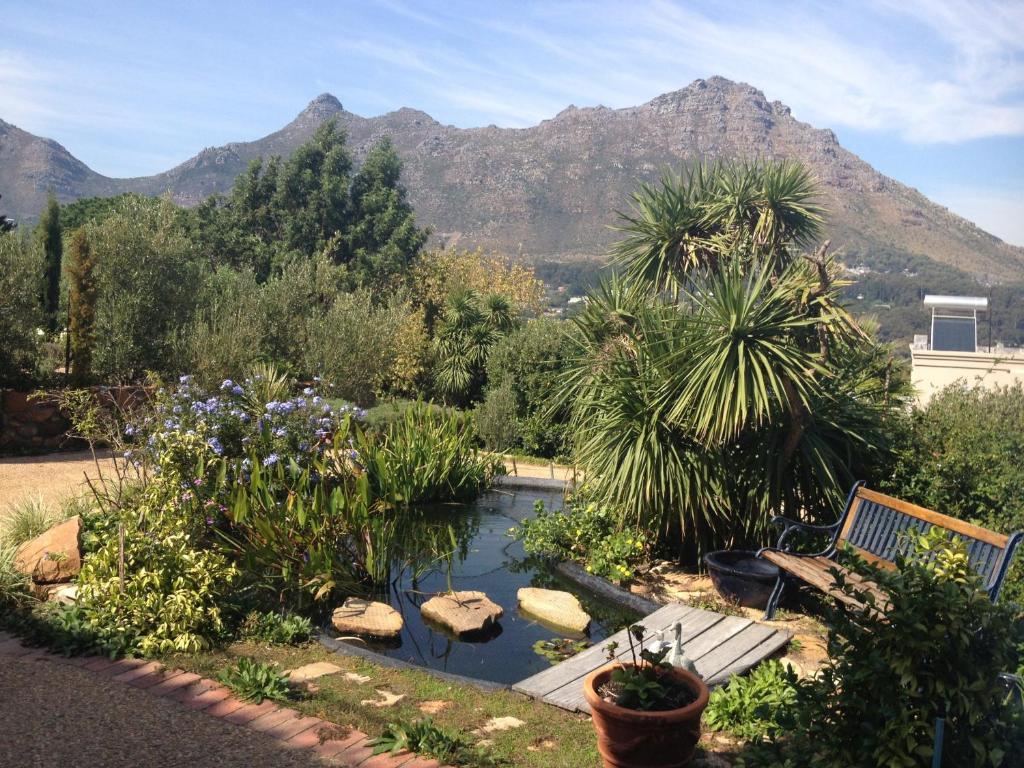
[2,77,1022,281]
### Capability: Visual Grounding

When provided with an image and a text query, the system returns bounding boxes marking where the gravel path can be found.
[0,654,324,768]
[0,450,115,513]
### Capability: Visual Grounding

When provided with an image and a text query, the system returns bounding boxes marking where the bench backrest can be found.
[837,485,1020,598]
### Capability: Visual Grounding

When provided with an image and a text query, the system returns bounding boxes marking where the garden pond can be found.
[324,487,638,685]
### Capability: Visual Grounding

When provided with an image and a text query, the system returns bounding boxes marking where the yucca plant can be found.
[563,159,904,562]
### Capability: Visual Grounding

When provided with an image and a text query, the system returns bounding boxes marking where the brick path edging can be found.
[0,632,447,768]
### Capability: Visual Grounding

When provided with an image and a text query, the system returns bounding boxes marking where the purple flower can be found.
[263,453,280,467]
[302,387,315,396]
[205,516,214,526]
[179,375,192,385]
[220,379,234,390]
[208,437,223,456]
[231,385,243,396]
[124,424,136,437]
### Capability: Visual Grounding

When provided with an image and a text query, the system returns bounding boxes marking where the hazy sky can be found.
[4,0,1023,244]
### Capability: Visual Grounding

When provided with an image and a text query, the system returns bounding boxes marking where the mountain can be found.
[3,78,1023,281]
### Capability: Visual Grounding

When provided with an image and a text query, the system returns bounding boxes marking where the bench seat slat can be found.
[761,551,890,617]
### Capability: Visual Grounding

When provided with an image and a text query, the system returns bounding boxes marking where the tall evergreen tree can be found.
[36,192,62,329]
[342,137,428,285]
[66,227,97,383]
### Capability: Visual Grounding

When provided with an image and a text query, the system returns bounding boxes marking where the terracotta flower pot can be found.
[583,664,710,768]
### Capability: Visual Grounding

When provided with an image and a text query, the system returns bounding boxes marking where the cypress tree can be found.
[66,227,97,383]
[37,192,62,329]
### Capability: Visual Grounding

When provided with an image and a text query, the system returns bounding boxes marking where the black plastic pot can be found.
[703,550,779,609]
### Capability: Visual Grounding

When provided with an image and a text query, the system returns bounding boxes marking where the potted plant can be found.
[584,624,710,768]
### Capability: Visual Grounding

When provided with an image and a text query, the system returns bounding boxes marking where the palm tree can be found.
[562,160,903,561]
[433,289,515,405]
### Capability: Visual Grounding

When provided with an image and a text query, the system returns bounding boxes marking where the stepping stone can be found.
[420,590,503,636]
[343,672,372,684]
[418,700,451,715]
[517,588,591,633]
[284,662,341,684]
[332,598,404,639]
[360,689,405,708]
[477,716,525,734]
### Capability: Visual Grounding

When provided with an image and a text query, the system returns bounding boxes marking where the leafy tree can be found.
[88,198,202,381]
[433,289,514,405]
[562,160,905,560]
[65,228,98,383]
[0,231,43,386]
[340,138,428,286]
[59,193,162,234]
[36,192,62,330]
[483,317,575,458]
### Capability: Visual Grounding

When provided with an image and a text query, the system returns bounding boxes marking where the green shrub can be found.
[302,288,413,406]
[514,500,648,583]
[0,543,32,608]
[883,382,1024,604]
[474,382,519,452]
[371,718,501,767]
[363,401,497,506]
[73,432,239,656]
[0,231,44,387]
[238,610,313,645]
[0,496,63,548]
[740,529,1024,768]
[88,197,202,381]
[705,660,799,741]
[218,657,293,703]
[484,317,574,458]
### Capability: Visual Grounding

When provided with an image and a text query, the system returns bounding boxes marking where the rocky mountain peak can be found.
[299,93,345,120]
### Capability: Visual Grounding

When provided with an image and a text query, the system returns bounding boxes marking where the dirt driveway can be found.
[0,450,116,514]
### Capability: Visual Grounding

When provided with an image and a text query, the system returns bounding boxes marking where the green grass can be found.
[162,640,600,768]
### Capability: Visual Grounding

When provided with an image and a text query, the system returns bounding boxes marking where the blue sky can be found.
[4,0,1023,244]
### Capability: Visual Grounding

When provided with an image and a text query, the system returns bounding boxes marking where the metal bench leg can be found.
[763,573,787,621]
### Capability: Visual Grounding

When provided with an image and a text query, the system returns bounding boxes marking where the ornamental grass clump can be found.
[738,529,1024,768]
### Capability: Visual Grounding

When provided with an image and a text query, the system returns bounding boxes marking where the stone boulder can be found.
[331,598,404,639]
[420,590,503,636]
[14,516,82,584]
[517,587,591,633]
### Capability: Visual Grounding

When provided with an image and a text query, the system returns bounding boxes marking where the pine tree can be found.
[342,137,427,285]
[66,227,97,383]
[36,192,62,329]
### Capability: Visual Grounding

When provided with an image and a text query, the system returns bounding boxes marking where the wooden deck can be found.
[512,603,791,713]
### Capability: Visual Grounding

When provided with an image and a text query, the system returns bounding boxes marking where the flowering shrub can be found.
[514,500,648,583]
[127,375,364,473]
[72,431,239,656]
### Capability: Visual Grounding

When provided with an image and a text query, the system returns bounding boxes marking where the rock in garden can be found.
[420,590,503,636]
[48,584,79,605]
[517,587,591,633]
[331,598,404,639]
[14,516,82,584]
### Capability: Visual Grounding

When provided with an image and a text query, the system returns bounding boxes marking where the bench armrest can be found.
[770,515,843,554]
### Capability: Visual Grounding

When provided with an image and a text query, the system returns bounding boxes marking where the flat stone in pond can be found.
[331,598,403,639]
[420,590,503,636]
[517,587,591,633]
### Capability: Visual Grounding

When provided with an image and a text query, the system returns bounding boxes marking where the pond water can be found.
[325,487,637,685]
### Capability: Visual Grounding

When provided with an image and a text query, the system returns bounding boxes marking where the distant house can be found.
[910,295,1024,405]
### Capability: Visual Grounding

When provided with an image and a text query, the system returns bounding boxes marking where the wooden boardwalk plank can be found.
[705,630,792,686]
[694,624,777,682]
[538,611,730,712]
[512,603,695,698]
[513,600,791,713]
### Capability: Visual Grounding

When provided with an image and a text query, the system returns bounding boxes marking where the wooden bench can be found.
[756,481,1023,620]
